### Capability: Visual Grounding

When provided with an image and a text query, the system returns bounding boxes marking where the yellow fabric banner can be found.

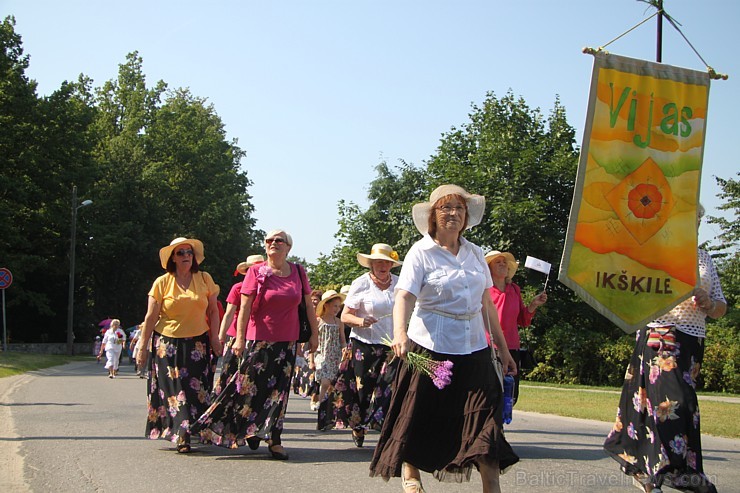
[559,52,710,333]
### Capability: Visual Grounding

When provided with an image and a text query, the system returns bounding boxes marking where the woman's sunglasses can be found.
[265,237,286,245]
[175,249,194,257]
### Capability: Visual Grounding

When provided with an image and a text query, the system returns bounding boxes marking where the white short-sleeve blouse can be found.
[346,272,398,345]
[396,234,492,355]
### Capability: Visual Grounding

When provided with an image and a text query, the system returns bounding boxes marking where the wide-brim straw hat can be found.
[412,184,485,235]
[356,243,402,269]
[235,254,265,275]
[485,250,519,279]
[339,285,351,295]
[316,289,347,314]
[159,237,205,269]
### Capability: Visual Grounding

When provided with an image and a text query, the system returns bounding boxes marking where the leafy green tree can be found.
[423,91,625,382]
[702,172,740,392]
[1,17,98,341]
[707,173,739,322]
[309,160,426,288]
[79,53,261,338]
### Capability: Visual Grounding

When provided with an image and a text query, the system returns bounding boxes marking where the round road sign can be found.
[0,268,12,289]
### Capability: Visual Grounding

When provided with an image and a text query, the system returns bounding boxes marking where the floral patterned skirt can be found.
[192,339,296,448]
[317,338,397,432]
[369,342,518,482]
[603,325,716,492]
[144,332,216,444]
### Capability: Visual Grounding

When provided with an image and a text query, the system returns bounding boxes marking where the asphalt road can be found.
[1,360,739,493]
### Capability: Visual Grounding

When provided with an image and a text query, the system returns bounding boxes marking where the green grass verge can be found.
[0,352,89,378]
[518,385,740,439]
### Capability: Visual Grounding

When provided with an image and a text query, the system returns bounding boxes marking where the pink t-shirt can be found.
[241,262,310,342]
[488,282,534,350]
[225,281,242,338]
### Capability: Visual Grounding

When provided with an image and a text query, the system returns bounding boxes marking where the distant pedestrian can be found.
[93,336,102,361]
[97,319,126,378]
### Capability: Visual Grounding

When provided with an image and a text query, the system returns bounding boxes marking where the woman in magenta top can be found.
[486,250,546,405]
[218,255,265,346]
[194,230,318,461]
[214,255,264,395]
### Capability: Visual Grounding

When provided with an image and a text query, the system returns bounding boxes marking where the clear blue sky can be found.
[4,0,738,263]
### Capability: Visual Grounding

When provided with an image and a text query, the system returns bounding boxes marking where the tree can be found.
[309,160,427,288]
[0,17,98,341]
[707,173,739,320]
[80,53,262,339]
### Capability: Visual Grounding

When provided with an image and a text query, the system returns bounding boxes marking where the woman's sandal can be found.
[401,477,425,493]
[175,437,191,454]
[402,463,425,493]
[351,429,365,448]
[267,442,289,460]
[632,474,662,493]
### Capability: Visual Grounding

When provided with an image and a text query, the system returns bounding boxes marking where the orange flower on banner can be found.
[605,157,676,245]
[628,184,663,219]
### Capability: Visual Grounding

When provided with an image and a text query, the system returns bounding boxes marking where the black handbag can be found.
[295,263,312,343]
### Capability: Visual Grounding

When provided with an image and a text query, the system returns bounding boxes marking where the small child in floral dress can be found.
[309,290,346,410]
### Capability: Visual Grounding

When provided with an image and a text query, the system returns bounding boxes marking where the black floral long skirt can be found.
[192,339,296,448]
[369,342,518,482]
[603,325,716,492]
[145,332,216,444]
[317,338,397,432]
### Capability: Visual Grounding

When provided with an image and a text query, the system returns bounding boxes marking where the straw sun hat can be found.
[485,250,519,279]
[159,237,205,269]
[235,254,266,275]
[356,243,402,269]
[316,289,347,314]
[412,184,485,235]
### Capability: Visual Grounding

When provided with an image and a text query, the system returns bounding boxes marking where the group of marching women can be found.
[134,185,725,493]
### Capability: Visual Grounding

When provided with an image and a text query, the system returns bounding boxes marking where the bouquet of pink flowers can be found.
[382,336,453,389]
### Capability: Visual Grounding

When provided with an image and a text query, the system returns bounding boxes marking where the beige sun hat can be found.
[159,237,205,269]
[339,285,351,295]
[412,184,485,235]
[356,243,402,269]
[316,289,347,315]
[485,250,519,279]
[235,254,265,275]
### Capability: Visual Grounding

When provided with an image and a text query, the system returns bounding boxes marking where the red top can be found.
[241,262,310,342]
[225,282,242,338]
[488,282,534,350]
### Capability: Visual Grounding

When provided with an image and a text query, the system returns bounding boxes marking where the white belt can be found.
[421,307,480,321]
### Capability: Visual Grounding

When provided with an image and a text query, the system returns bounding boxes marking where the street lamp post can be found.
[66,185,92,355]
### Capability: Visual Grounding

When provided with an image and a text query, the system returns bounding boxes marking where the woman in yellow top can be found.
[136,237,222,453]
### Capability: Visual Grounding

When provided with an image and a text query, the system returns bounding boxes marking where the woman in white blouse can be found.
[370,185,518,493]
[318,243,402,446]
